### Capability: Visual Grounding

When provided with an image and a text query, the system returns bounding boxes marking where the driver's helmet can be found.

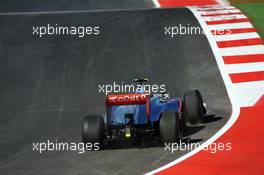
[163,93,170,99]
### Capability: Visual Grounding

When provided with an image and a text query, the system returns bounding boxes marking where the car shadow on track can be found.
[202,114,222,123]
[183,125,205,137]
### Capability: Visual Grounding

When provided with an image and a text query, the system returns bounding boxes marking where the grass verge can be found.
[235,3,264,39]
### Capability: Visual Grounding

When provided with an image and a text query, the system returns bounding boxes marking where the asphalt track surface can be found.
[0,6,232,175]
[0,0,151,13]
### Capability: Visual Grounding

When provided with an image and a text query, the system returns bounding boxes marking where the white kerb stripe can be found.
[152,0,161,7]
[200,9,241,15]
[220,45,264,56]
[198,5,231,8]
[225,62,264,73]
[215,0,230,5]
[198,7,236,11]
[208,22,253,30]
[203,14,247,21]
[214,32,260,41]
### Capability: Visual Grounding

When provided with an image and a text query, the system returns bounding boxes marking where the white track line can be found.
[225,62,264,73]
[233,80,264,106]
[220,45,264,56]
[214,32,260,41]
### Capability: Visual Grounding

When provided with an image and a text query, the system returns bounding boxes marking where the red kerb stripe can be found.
[212,28,256,35]
[217,38,263,48]
[223,54,264,64]
[206,18,250,25]
[230,71,264,83]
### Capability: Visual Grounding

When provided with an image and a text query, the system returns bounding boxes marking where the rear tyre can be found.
[159,111,181,143]
[82,115,105,150]
[183,89,203,125]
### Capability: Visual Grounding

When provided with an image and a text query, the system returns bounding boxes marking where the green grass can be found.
[230,0,264,4]
[236,3,264,39]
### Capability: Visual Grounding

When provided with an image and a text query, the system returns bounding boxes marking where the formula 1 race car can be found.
[82,78,206,149]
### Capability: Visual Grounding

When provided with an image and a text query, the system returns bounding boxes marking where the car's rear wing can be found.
[106,94,148,106]
[106,93,150,119]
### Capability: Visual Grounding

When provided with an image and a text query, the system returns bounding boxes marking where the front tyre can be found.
[82,115,105,150]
